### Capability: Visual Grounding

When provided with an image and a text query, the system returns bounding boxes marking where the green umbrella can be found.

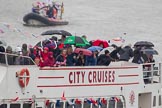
[64,36,90,47]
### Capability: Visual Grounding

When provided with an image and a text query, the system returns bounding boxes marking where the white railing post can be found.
[81,99,84,108]
[159,63,161,84]
[63,101,66,108]
[151,64,154,84]
[106,98,109,108]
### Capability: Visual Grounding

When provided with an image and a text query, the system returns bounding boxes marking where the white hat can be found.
[15,46,22,55]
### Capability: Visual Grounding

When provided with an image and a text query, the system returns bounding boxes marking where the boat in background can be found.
[23,13,68,26]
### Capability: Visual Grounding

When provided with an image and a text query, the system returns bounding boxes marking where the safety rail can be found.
[0,96,125,108]
[142,63,161,84]
[0,52,35,65]
[44,96,125,108]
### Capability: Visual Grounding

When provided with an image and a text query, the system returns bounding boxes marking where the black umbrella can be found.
[141,48,158,55]
[41,30,72,36]
[134,41,154,47]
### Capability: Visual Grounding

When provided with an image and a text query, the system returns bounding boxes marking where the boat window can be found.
[108,100,115,108]
[117,100,123,108]
[100,102,107,108]
[47,102,55,108]
[23,103,32,108]
[159,95,161,106]
[65,102,74,108]
[153,96,156,107]
[0,104,7,108]
[10,104,21,108]
[92,104,98,108]
[83,102,90,108]
[56,102,63,108]
[0,53,6,64]
[74,102,82,108]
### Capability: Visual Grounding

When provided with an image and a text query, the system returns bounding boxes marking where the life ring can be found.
[18,68,30,88]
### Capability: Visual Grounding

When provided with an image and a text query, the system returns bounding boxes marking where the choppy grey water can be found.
[0,0,162,60]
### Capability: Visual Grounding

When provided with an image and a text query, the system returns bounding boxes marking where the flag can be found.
[56,100,60,107]
[11,97,19,102]
[75,99,82,104]
[61,91,66,100]
[27,98,34,104]
[45,100,50,106]
[97,98,102,106]
[114,97,120,102]
[90,98,97,106]
[67,99,74,105]
[101,98,107,104]
[86,99,92,104]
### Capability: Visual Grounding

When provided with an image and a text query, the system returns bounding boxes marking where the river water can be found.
[0,0,162,60]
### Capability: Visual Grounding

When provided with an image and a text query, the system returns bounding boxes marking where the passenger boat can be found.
[0,52,161,108]
[23,13,68,26]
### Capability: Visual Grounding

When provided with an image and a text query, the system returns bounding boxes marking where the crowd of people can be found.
[32,1,64,19]
[0,35,156,67]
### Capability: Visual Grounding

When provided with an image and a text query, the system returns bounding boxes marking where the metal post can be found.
[151,64,154,84]
[115,100,117,108]
[159,63,161,83]
[4,53,8,66]
[90,103,92,108]
[106,98,109,108]
[53,103,56,108]
[81,99,84,108]
[63,101,66,108]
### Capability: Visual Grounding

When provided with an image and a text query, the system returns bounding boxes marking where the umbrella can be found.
[141,48,158,55]
[98,47,115,56]
[74,48,92,56]
[41,30,72,36]
[87,46,103,52]
[64,36,90,47]
[134,41,154,47]
[91,39,109,48]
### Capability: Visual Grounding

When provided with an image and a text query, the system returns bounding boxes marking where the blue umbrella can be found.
[87,46,103,51]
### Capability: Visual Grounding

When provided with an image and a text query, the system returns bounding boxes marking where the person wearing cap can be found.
[14,46,22,65]
[97,50,112,66]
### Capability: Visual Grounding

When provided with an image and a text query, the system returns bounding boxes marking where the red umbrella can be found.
[92,39,109,48]
[74,48,92,56]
